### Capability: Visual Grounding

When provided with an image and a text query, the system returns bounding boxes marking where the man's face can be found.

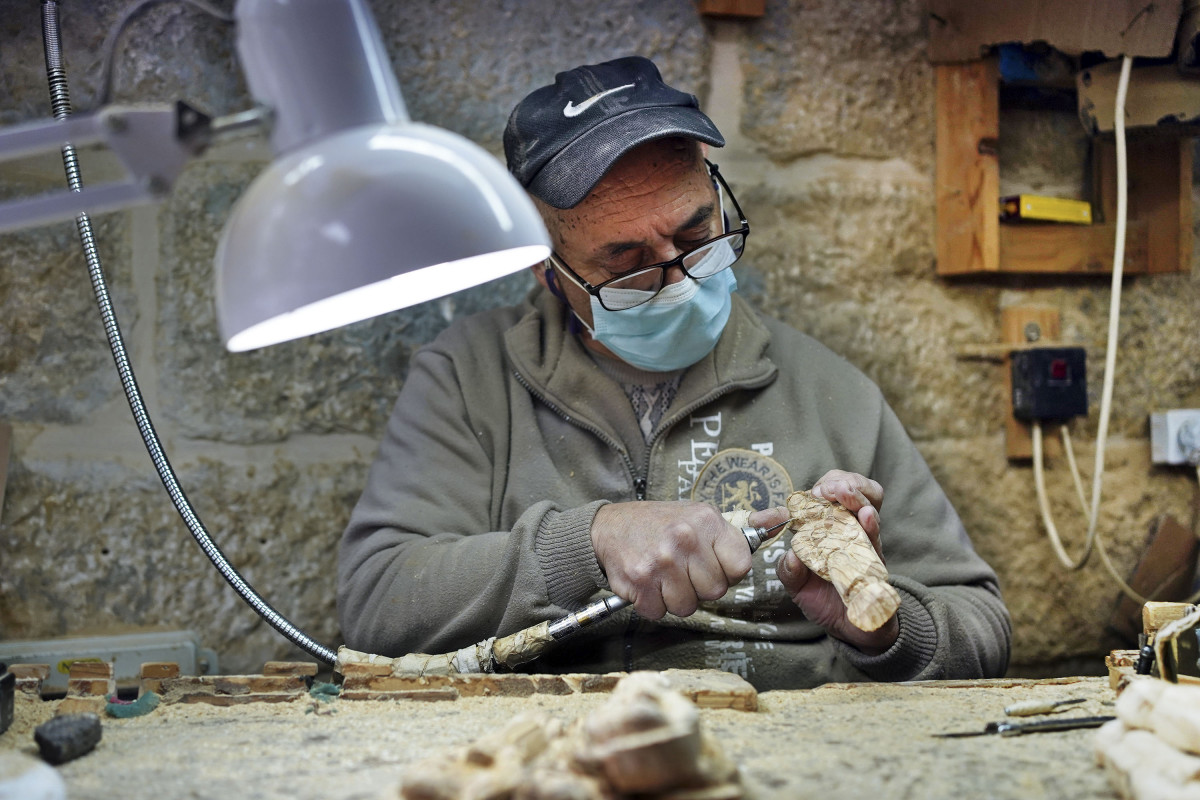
[534,139,720,360]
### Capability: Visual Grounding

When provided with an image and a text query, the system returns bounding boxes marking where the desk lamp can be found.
[1,0,550,664]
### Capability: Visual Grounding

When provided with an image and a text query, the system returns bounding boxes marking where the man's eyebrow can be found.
[596,202,716,260]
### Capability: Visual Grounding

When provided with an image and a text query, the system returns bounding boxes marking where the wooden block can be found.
[1002,305,1063,460]
[15,677,43,696]
[573,674,623,693]
[337,660,392,679]
[68,661,113,680]
[140,662,180,679]
[1144,601,1195,638]
[935,59,999,275]
[139,663,179,697]
[157,674,308,705]
[8,664,51,681]
[1106,649,1140,690]
[56,696,106,716]
[339,688,459,702]
[345,673,548,698]
[998,220,1148,274]
[168,693,302,707]
[1093,137,1192,275]
[660,669,759,712]
[263,661,319,677]
[695,0,765,17]
[68,677,114,697]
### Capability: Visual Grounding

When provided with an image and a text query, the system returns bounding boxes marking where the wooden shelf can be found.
[935,58,1192,276]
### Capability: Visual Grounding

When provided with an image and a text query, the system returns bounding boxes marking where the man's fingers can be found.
[813,470,884,512]
[776,550,810,595]
[659,578,699,618]
[746,505,790,531]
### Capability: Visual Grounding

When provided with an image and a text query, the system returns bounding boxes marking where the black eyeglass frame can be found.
[549,160,750,312]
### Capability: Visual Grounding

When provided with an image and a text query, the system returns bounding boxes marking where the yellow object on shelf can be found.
[1001,194,1092,224]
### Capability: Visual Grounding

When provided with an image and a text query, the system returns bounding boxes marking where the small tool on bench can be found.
[934,715,1115,738]
[1003,697,1086,717]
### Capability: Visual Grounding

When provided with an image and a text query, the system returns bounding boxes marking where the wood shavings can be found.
[399,672,741,800]
[1096,677,1200,799]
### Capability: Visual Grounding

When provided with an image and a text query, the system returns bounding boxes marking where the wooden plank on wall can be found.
[695,0,765,17]
[998,220,1149,273]
[936,59,1000,275]
[1093,137,1193,274]
[928,0,1182,63]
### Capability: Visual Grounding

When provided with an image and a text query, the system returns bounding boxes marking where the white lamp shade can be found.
[215,122,550,352]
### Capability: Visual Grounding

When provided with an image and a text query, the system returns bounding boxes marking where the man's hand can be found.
[754,470,900,655]
[591,501,753,620]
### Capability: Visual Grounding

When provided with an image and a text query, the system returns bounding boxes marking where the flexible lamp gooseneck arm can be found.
[17,0,550,666]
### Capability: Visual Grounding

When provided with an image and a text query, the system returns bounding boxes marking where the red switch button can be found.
[1049,358,1069,381]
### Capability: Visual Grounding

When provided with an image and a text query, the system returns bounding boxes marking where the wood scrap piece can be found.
[1145,602,1195,640]
[157,674,308,706]
[139,662,179,697]
[9,664,50,696]
[338,688,458,702]
[660,669,758,712]
[1107,650,1140,691]
[263,661,318,677]
[56,697,106,716]
[786,490,901,631]
[68,660,115,699]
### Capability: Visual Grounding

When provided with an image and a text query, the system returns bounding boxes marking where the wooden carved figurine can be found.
[786,490,900,632]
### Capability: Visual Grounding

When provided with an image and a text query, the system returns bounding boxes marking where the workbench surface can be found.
[3,675,1118,799]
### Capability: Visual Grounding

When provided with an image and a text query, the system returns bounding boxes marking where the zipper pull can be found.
[634,477,647,501]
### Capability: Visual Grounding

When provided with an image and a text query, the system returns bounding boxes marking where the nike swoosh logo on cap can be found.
[563,84,635,117]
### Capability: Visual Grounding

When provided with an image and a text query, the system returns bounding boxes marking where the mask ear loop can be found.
[544,262,585,336]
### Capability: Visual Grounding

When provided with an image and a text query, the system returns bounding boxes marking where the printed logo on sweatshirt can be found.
[690,448,793,513]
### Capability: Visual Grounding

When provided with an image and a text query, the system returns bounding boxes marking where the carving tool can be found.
[933,715,1115,738]
[543,517,795,643]
[335,517,798,677]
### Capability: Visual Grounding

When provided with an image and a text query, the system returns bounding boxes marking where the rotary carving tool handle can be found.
[545,519,791,642]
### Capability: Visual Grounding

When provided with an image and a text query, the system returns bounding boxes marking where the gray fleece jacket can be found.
[337,286,1011,690]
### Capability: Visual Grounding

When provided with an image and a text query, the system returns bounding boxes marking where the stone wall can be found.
[1,0,1198,675]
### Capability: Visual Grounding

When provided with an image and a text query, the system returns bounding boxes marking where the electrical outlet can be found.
[1151,410,1200,465]
[1011,347,1088,421]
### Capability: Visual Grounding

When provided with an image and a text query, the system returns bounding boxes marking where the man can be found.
[337,56,1011,689]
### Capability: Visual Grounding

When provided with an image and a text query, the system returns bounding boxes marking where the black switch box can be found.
[1011,346,1088,421]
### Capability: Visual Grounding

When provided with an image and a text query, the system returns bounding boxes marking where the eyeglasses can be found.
[550,160,749,311]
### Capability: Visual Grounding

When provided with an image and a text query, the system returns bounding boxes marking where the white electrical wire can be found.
[1030,55,1130,576]
[1033,55,1200,605]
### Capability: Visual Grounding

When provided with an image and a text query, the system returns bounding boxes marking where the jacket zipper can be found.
[638,381,765,501]
[515,370,775,502]
[512,369,641,499]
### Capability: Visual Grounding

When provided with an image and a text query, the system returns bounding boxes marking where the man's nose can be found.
[662,263,689,286]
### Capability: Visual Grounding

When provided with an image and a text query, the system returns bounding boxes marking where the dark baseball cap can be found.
[503,56,725,209]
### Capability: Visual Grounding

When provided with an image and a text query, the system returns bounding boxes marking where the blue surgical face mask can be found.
[579,268,737,372]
